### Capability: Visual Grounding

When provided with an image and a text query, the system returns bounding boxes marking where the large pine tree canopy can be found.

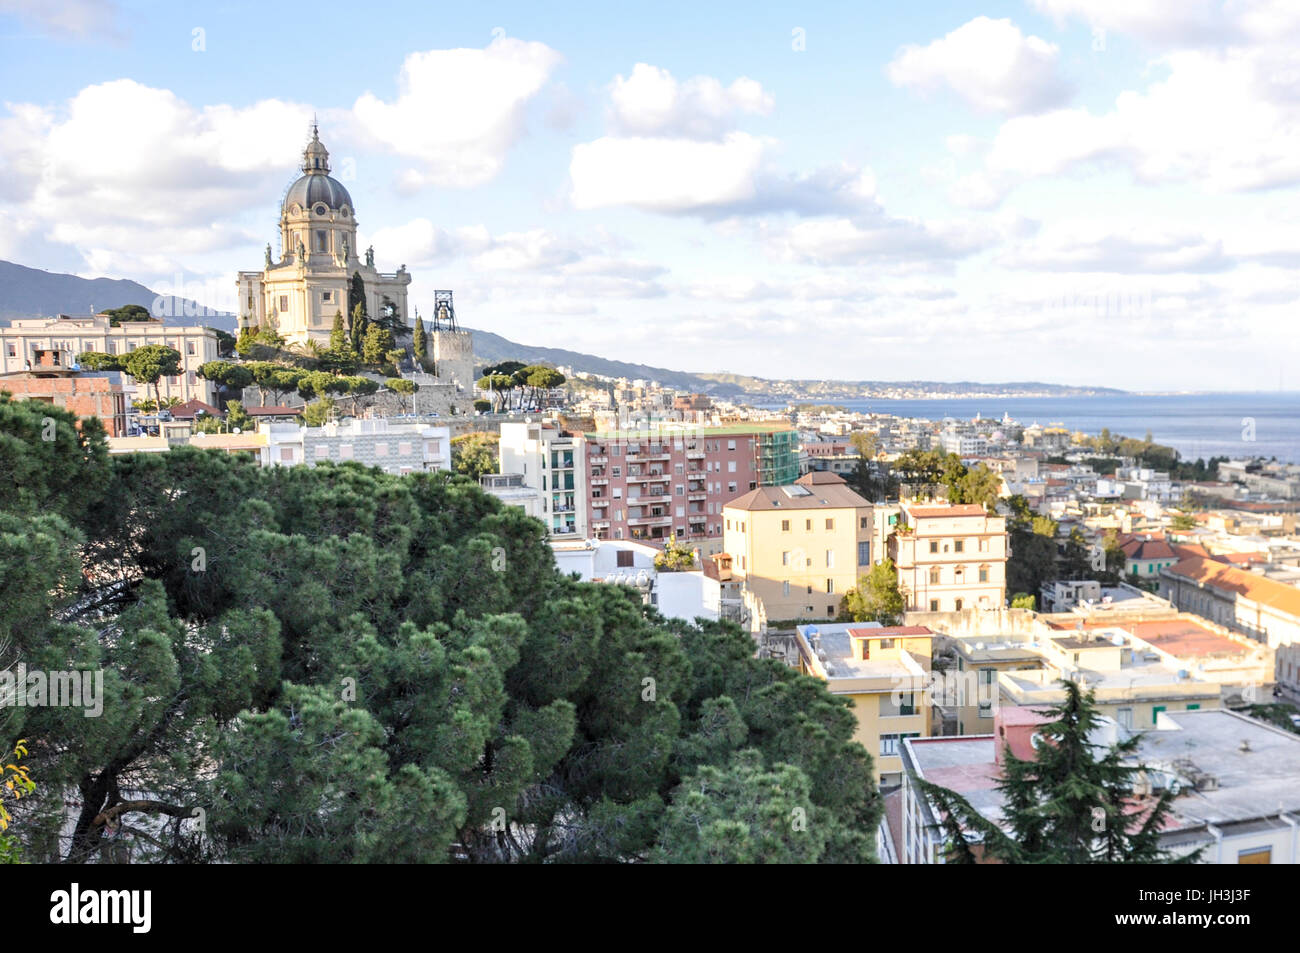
[0,395,880,863]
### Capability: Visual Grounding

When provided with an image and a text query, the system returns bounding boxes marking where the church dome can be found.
[282,125,353,215]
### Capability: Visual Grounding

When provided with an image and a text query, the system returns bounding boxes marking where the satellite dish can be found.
[232,427,242,434]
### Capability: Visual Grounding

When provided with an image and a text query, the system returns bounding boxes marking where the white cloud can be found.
[0,79,312,281]
[887,17,1073,114]
[352,37,563,189]
[767,215,994,267]
[1028,0,1300,49]
[964,45,1300,203]
[0,0,123,40]
[570,134,878,217]
[570,133,768,213]
[607,63,773,139]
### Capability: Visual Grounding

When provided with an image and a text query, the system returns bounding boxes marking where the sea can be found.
[764,392,1300,465]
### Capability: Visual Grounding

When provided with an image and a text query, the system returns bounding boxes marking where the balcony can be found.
[686,450,705,460]
[687,492,708,502]
[630,493,672,505]
[589,477,609,486]
[589,455,608,464]
[628,514,672,526]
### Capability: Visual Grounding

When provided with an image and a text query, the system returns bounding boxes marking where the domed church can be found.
[236,124,412,347]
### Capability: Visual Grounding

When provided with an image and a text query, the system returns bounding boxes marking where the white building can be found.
[260,419,449,474]
[499,421,587,537]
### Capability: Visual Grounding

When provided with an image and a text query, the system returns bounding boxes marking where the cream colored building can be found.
[795,622,934,786]
[723,471,872,623]
[890,502,1008,612]
[236,125,411,347]
[1,314,220,405]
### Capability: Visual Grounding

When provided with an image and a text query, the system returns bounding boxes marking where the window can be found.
[398,442,413,456]
[279,295,289,311]
[782,580,790,597]
[323,290,333,303]
[315,230,327,252]
[612,466,621,476]
[1238,847,1271,864]
[186,341,195,355]
[979,566,989,583]
[827,605,835,616]
[825,549,835,569]
[314,445,329,459]
[727,439,736,450]
[860,516,868,529]
[1116,707,1133,729]
[954,540,964,553]
[5,343,13,357]
[858,542,870,565]
[375,442,388,457]
[825,518,834,530]
[826,579,834,594]
[929,567,941,584]
[929,540,939,554]
[929,599,939,611]
[782,551,790,566]
[1152,705,1166,724]
[782,519,790,532]
[805,519,812,531]
[955,598,963,611]
[616,550,634,567]
[727,460,736,472]
[279,448,294,463]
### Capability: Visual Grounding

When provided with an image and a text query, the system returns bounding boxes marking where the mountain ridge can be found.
[0,258,1125,399]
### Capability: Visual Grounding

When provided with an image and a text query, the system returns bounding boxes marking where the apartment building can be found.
[582,422,797,548]
[795,622,935,786]
[890,502,1008,612]
[1,314,221,405]
[499,421,587,538]
[723,471,873,622]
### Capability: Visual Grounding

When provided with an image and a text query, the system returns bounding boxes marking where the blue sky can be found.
[1,0,1297,390]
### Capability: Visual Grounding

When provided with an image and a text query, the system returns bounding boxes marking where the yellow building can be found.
[723,471,872,623]
[891,502,1008,612]
[236,126,411,347]
[795,622,935,786]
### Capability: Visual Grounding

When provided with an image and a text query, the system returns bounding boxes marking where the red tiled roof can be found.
[168,398,222,419]
[1164,557,1300,619]
[847,625,933,638]
[246,405,302,416]
[904,503,989,519]
[1120,536,1178,560]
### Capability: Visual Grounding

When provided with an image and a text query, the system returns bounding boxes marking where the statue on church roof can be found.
[342,236,350,261]
[296,237,306,261]
[265,243,272,267]
[365,245,375,268]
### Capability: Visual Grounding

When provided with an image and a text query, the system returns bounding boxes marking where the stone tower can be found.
[428,290,476,394]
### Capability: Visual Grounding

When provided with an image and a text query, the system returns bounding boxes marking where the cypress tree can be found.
[412,317,428,369]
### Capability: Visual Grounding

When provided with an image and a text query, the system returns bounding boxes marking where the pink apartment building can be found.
[584,424,798,550]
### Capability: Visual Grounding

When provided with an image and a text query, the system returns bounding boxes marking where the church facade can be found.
[236,126,411,347]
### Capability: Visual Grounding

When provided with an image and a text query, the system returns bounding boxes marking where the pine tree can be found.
[916,680,1199,864]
